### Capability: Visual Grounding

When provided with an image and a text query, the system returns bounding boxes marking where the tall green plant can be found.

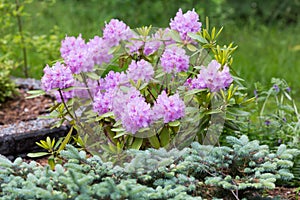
[0,0,60,78]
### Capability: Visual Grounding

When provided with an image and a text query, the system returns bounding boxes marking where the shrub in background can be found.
[0,59,16,103]
[0,0,60,78]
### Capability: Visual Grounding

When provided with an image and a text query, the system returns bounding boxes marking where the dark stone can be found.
[0,135,14,155]
[0,125,72,159]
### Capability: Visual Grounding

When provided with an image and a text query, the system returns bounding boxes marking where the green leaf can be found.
[46,137,53,148]
[26,90,46,99]
[36,140,49,149]
[168,120,180,127]
[186,44,197,52]
[102,143,119,154]
[95,112,114,121]
[159,126,170,147]
[184,88,206,96]
[108,44,121,54]
[27,89,45,95]
[139,82,148,90]
[54,137,63,150]
[148,135,160,149]
[57,126,73,152]
[168,30,182,43]
[215,27,224,39]
[111,128,126,132]
[27,152,50,158]
[187,32,207,43]
[131,137,143,149]
[85,72,100,80]
[113,131,127,139]
[48,156,55,170]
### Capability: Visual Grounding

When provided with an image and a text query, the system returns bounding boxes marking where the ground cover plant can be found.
[1,135,299,199]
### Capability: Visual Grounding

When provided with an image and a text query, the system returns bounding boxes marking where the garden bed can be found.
[0,78,70,160]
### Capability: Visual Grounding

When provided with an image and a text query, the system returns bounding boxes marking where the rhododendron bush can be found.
[36,8,254,160]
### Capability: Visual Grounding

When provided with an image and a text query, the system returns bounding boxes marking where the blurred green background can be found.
[1,0,300,98]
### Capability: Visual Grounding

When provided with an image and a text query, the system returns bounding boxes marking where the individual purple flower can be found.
[153,91,185,123]
[286,87,291,93]
[60,35,94,74]
[265,120,271,126]
[160,45,189,73]
[170,8,202,43]
[253,89,259,99]
[273,84,279,92]
[186,60,233,92]
[127,59,154,83]
[282,117,287,123]
[93,89,115,115]
[103,19,133,47]
[87,36,113,66]
[113,87,153,134]
[41,62,74,92]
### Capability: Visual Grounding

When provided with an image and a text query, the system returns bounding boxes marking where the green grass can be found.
[9,0,300,101]
[221,24,300,100]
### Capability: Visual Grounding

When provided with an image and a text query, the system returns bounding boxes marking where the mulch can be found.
[0,88,54,125]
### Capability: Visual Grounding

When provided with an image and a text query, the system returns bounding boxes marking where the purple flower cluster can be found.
[87,36,113,66]
[93,85,186,133]
[127,60,154,83]
[113,88,153,134]
[60,35,94,74]
[93,71,129,115]
[100,71,128,90]
[103,19,133,47]
[160,46,190,73]
[186,60,233,92]
[41,62,74,91]
[93,89,115,115]
[41,62,75,102]
[153,91,185,123]
[58,19,133,75]
[170,8,202,42]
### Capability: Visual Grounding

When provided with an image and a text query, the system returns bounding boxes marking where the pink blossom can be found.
[160,45,190,73]
[153,91,185,123]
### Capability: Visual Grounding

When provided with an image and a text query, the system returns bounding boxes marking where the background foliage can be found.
[1,0,299,100]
